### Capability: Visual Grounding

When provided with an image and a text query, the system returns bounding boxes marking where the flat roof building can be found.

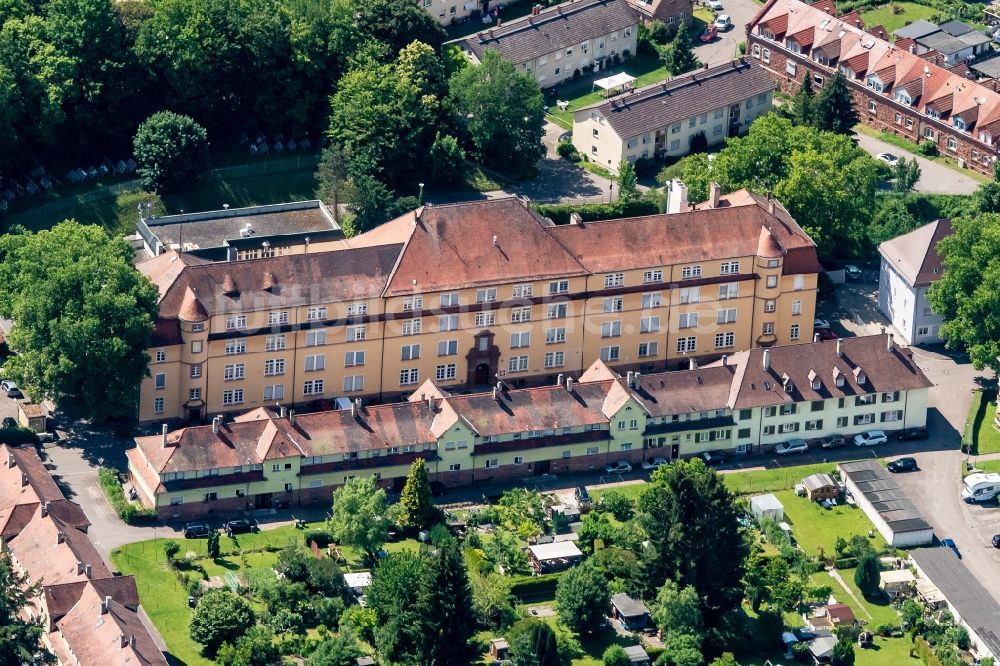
[838,460,933,547]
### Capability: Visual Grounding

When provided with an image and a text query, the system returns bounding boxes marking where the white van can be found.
[961,472,1000,504]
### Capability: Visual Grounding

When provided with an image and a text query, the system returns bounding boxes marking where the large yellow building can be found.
[136,188,822,424]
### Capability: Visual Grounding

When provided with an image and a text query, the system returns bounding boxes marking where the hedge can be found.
[0,426,39,445]
[913,636,945,666]
[833,556,858,569]
[509,572,562,603]
[98,467,156,524]
[532,199,660,225]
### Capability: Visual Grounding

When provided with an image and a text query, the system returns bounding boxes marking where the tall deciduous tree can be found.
[637,459,747,625]
[367,552,425,664]
[928,214,1000,373]
[0,551,54,665]
[418,539,475,665]
[555,560,610,634]
[652,580,704,639]
[215,626,278,666]
[616,160,638,204]
[133,111,209,193]
[354,0,445,55]
[399,458,439,529]
[602,645,630,666]
[309,632,364,666]
[328,476,390,561]
[814,71,859,135]
[448,49,545,179]
[0,222,158,423]
[189,590,255,656]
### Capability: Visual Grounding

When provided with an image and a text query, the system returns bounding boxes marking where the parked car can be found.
[430,481,447,497]
[605,460,633,474]
[574,486,592,509]
[940,538,961,558]
[887,457,919,473]
[775,438,809,455]
[895,427,929,441]
[814,318,831,330]
[1,417,16,429]
[844,264,862,280]
[706,0,723,9]
[224,519,255,536]
[814,327,838,340]
[854,430,887,447]
[877,152,899,166]
[642,457,669,470]
[992,534,1000,549]
[702,450,727,465]
[819,434,846,449]
[714,14,732,30]
[1,380,22,398]
[700,25,718,41]
[183,523,211,539]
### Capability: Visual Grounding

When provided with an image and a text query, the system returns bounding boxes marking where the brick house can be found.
[747,0,1000,177]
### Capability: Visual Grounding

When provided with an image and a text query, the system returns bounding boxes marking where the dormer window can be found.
[836,376,845,388]
[832,366,845,388]
[838,65,855,80]
[759,28,775,40]
[808,369,821,391]
[853,366,867,385]
[866,75,883,92]
[954,117,966,131]
[926,107,940,120]
[785,39,801,53]
[894,90,911,106]
[979,130,992,145]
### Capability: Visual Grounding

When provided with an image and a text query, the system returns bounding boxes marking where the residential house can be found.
[136,191,822,423]
[128,334,932,518]
[748,0,1000,176]
[450,0,640,88]
[623,0,692,26]
[572,59,775,171]
[894,19,992,67]
[0,445,166,665]
[877,218,952,345]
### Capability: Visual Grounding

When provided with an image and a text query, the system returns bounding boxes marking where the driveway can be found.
[854,132,982,195]
[694,0,760,67]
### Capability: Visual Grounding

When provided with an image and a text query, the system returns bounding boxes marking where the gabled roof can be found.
[453,0,639,65]
[878,218,952,287]
[893,19,939,40]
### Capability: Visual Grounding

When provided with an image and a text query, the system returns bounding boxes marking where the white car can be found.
[641,457,669,470]
[877,152,899,166]
[814,318,830,330]
[1,380,21,398]
[775,439,809,455]
[714,14,732,30]
[854,430,888,447]
[605,461,633,474]
[706,0,723,9]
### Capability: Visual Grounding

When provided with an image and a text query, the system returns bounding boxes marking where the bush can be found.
[163,541,180,561]
[915,141,939,157]
[98,467,156,524]
[534,199,659,225]
[509,573,562,603]
[557,140,578,159]
[304,529,334,548]
[792,641,812,661]
[0,426,39,445]
[833,556,858,569]
[133,111,209,193]
[597,491,634,521]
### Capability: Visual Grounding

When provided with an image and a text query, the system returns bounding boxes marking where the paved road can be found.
[693,0,760,67]
[854,132,982,195]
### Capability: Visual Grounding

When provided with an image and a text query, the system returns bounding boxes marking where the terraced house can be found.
[747,0,1000,176]
[136,190,822,424]
[127,334,932,519]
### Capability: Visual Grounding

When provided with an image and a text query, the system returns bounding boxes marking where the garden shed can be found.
[611,593,650,630]
[623,645,651,664]
[527,541,583,573]
[880,569,916,598]
[750,493,784,521]
[802,473,838,501]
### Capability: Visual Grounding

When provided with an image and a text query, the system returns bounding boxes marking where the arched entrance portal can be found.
[474,363,491,386]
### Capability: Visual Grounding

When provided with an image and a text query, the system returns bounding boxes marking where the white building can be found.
[878,218,952,345]
[572,59,775,172]
[450,0,640,89]
[838,460,934,547]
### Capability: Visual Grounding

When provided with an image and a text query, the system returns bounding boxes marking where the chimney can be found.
[721,354,728,366]
[492,387,500,400]
[626,371,634,386]
[767,197,775,215]
[355,398,362,410]
[708,182,720,208]
[814,333,821,342]
[279,405,287,418]
[762,348,771,371]
[130,636,136,649]
[20,472,27,487]
[689,357,698,370]
[120,634,128,649]
[351,402,358,419]
[103,595,111,614]
[496,381,503,392]
[41,501,49,518]
[289,410,296,425]
[161,424,168,447]
[565,377,574,392]
[426,394,434,411]
[77,561,84,575]
[57,532,65,544]
[836,338,843,357]
[212,416,220,434]
[667,179,689,214]
[887,332,894,351]
[556,373,564,386]
[492,234,498,247]
[569,212,583,225]
[85,564,92,578]
[497,18,502,26]
[634,372,640,385]
[6,452,13,468]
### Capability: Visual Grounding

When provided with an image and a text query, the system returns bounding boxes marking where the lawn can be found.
[589,480,648,503]
[976,459,1000,474]
[967,390,1000,455]
[721,462,840,495]
[858,1,936,33]
[774,490,887,558]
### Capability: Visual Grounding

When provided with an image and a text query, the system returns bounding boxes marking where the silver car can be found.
[775,438,809,455]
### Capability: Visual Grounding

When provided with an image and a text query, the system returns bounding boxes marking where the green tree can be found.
[0,551,54,665]
[430,132,466,186]
[276,545,312,584]
[853,551,880,594]
[637,459,747,626]
[307,557,348,598]
[616,160,639,204]
[892,157,921,192]
[929,214,1000,372]
[399,458,439,529]
[215,626,279,666]
[316,144,354,221]
[976,180,1000,213]
[814,71,859,135]
[354,0,445,54]
[868,197,918,247]
[0,222,158,423]
[603,644,631,666]
[901,599,923,627]
[652,580,703,638]
[709,654,740,666]
[163,540,180,561]
[327,475,390,561]
[471,572,515,630]
[831,637,856,666]
[343,173,396,236]
[189,589,256,656]
[660,23,699,75]
[555,560,610,634]
[207,530,220,559]
[790,72,815,127]
[309,632,364,666]
[133,111,209,193]
[367,552,425,663]
[658,631,704,666]
[507,620,562,666]
[449,49,545,179]
[484,527,531,574]
[418,539,475,665]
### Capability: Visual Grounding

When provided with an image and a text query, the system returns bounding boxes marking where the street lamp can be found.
[418,183,425,206]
